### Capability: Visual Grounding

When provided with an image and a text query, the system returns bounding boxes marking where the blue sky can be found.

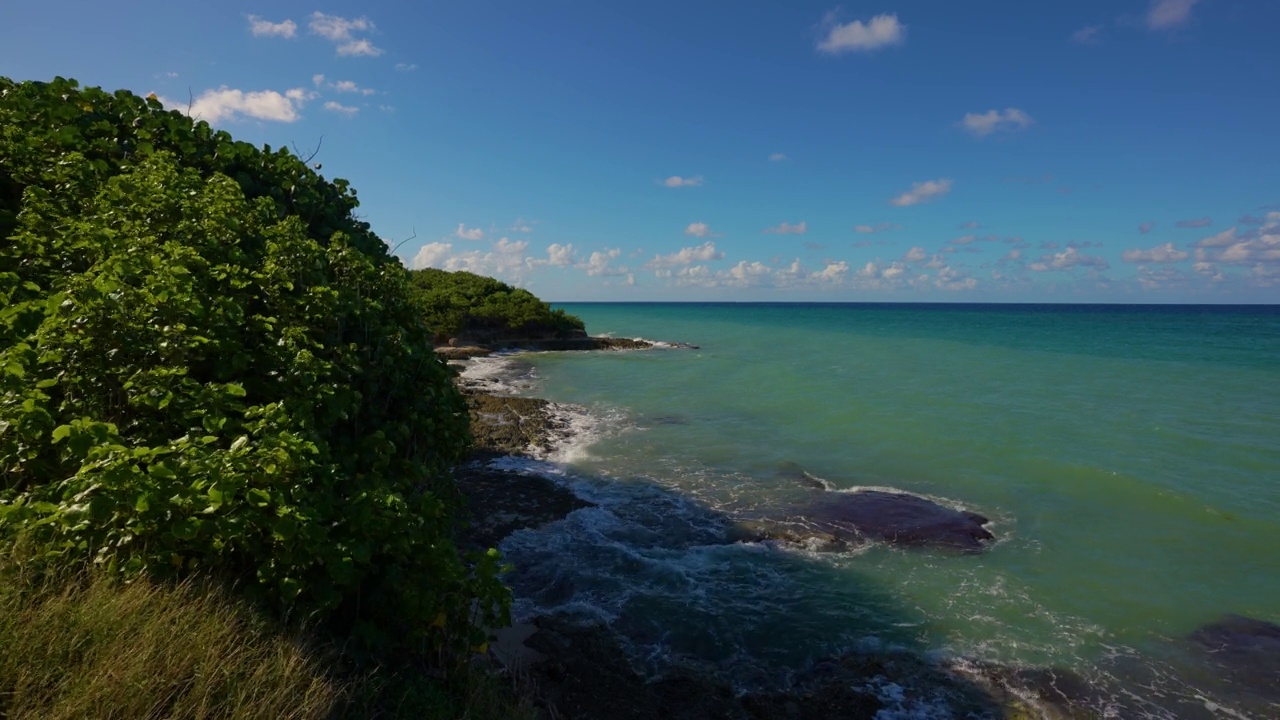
[3,1,1279,302]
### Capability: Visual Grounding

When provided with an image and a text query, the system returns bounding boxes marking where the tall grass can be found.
[0,555,538,720]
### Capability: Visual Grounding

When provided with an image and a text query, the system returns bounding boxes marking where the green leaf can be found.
[51,425,71,443]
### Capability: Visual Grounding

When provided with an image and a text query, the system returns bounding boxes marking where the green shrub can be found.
[0,77,508,654]
[409,267,585,342]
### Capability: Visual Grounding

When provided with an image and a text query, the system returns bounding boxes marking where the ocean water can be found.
[467,303,1280,718]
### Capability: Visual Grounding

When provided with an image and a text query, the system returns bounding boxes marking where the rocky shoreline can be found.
[447,343,1280,720]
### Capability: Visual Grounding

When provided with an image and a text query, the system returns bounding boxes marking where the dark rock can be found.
[731,490,994,552]
[465,393,564,456]
[455,463,593,551]
[519,617,894,720]
[1186,614,1280,699]
[807,491,994,551]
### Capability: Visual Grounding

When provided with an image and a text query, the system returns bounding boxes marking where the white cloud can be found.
[817,12,905,54]
[1071,25,1102,44]
[814,261,850,282]
[685,222,716,238]
[545,243,576,267]
[411,238,537,279]
[395,63,418,72]
[769,152,788,161]
[890,178,952,207]
[309,12,373,40]
[454,224,484,241]
[494,237,528,255]
[960,108,1034,137]
[163,86,314,124]
[1147,0,1199,30]
[331,80,376,96]
[323,100,359,117]
[309,12,383,56]
[763,221,807,235]
[248,15,297,38]
[412,242,454,269]
[1122,242,1189,263]
[1193,220,1280,266]
[1028,246,1109,272]
[903,246,927,262]
[338,39,384,57]
[647,242,724,268]
[1195,228,1236,247]
[662,175,703,188]
[311,74,325,87]
[578,249,628,277]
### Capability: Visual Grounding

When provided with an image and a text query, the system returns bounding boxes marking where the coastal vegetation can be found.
[0,76,537,717]
[409,268,585,343]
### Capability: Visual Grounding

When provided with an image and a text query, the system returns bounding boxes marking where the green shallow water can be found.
[483,303,1280,716]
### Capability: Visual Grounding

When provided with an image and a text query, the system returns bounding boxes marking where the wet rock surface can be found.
[455,462,592,551]
[731,490,995,552]
[1186,614,1280,704]
[465,393,566,457]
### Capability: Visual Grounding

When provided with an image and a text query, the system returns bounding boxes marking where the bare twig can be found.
[390,227,418,256]
[291,135,325,165]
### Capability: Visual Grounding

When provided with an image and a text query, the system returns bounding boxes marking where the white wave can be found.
[456,352,540,395]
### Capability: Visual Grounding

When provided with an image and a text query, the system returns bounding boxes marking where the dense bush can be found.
[409,268,585,342]
[0,77,508,653]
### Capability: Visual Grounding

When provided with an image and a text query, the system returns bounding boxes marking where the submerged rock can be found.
[732,489,995,552]
[1186,614,1280,701]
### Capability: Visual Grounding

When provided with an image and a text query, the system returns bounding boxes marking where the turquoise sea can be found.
[467,303,1280,718]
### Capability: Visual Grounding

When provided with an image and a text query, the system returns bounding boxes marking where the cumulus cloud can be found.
[1122,242,1189,263]
[769,152,788,161]
[309,12,383,56]
[684,222,717,238]
[662,175,703,188]
[412,242,454,269]
[162,86,315,124]
[1192,219,1280,266]
[411,238,538,279]
[1028,246,1109,272]
[763,221,807,235]
[578,249,629,277]
[454,224,484,241]
[1146,0,1199,30]
[545,243,576,267]
[1071,25,1102,44]
[248,15,297,38]
[647,242,724,269]
[817,12,905,54]
[1139,222,1156,234]
[1176,217,1211,229]
[394,63,418,72]
[331,80,376,96]
[903,246,928,262]
[323,100,359,117]
[960,108,1034,137]
[1194,228,1236,247]
[890,178,952,207]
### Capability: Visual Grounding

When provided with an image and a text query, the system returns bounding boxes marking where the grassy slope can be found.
[0,554,537,720]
